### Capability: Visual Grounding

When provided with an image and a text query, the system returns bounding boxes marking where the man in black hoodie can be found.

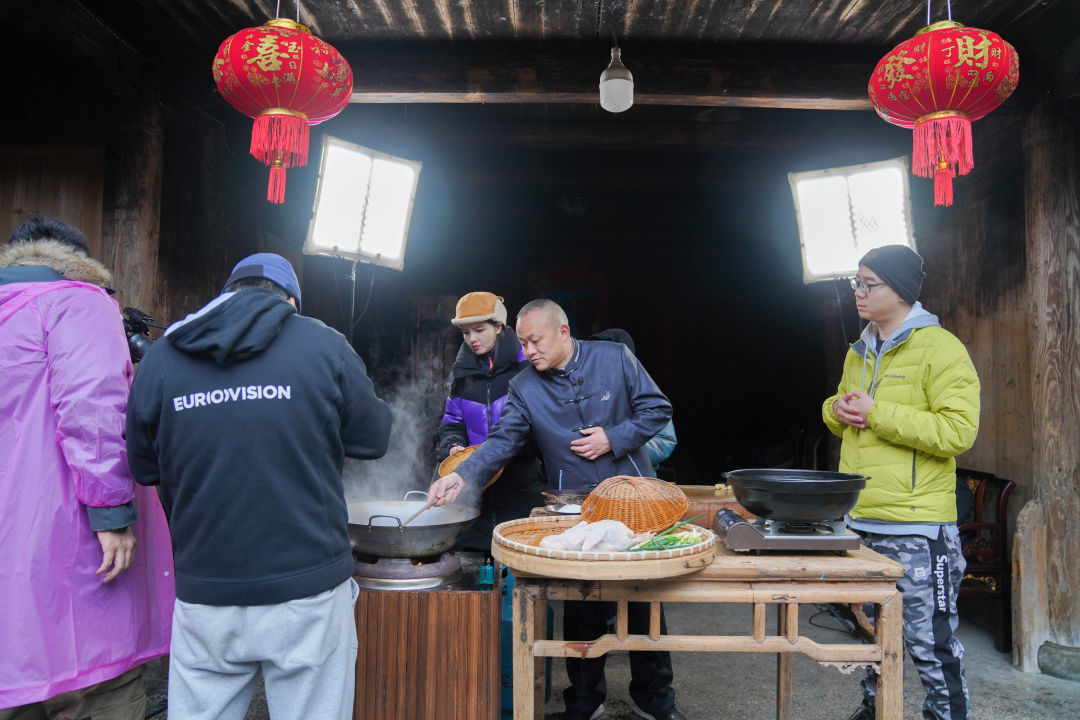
[126,253,391,720]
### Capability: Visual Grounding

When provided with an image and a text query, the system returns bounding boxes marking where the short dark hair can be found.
[223,276,290,301]
[590,328,636,355]
[9,216,89,255]
[517,298,568,327]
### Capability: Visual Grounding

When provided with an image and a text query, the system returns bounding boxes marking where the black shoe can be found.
[630,700,687,720]
[562,703,604,720]
[845,700,874,720]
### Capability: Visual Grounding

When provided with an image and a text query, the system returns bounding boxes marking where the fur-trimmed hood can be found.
[0,240,112,288]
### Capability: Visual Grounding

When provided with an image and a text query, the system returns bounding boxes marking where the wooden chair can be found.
[956,469,1015,653]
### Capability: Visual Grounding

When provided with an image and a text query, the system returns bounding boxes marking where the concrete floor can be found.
[543,602,1080,720]
[144,599,1080,719]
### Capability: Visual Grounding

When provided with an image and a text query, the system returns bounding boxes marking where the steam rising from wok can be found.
[341,364,481,509]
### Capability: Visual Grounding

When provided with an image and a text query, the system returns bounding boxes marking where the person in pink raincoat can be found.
[0,218,174,719]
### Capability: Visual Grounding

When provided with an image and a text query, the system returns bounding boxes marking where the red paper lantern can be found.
[212,18,352,203]
[868,20,1019,206]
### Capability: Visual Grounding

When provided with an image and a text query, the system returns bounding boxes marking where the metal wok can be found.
[347,491,479,558]
[722,469,868,523]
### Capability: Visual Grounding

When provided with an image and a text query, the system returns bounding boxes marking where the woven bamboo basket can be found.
[491,515,716,580]
[437,445,503,489]
[580,476,690,533]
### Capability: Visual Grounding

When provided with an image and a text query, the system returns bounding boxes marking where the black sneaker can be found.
[629,700,687,720]
[845,700,874,720]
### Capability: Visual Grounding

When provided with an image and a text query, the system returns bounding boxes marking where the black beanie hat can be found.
[859,245,925,305]
[590,328,636,355]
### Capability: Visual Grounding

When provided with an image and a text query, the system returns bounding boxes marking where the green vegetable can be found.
[627,515,705,552]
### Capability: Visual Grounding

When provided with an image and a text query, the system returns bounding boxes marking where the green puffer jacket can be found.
[822,304,980,523]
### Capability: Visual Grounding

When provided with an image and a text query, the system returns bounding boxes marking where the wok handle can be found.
[404,490,429,502]
[366,514,404,532]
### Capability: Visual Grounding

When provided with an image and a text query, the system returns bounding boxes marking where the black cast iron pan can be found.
[722,469,868,523]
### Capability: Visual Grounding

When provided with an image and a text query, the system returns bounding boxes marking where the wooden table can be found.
[507,543,905,720]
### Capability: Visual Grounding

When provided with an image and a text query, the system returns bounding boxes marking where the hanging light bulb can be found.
[599,45,633,113]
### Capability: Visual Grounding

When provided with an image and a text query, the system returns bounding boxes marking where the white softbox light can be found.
[304,135,421,271]
[788,157,916,284]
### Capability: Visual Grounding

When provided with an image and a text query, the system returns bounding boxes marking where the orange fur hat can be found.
[451,292,507,327]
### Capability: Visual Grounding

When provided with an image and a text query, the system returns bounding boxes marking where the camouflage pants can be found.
[860,529,970,720]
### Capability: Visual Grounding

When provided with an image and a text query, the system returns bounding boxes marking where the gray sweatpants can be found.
[168,578,359,720]
[860,529,969,720]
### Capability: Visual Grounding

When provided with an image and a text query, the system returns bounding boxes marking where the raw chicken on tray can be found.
[538,519,653,552]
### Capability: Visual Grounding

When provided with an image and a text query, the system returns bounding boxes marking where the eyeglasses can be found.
[850,278,887,294]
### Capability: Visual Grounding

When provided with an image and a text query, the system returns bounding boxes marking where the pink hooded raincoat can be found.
[0,240,174,708]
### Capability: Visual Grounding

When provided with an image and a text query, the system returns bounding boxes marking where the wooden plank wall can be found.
[0,112,298,352]
[917,114,1033,491]
[0,147,105,253]
[1023,97,1080,649]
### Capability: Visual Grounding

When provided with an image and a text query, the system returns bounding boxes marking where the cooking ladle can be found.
[542,491,583,506]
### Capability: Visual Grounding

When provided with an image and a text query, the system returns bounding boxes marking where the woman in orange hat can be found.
[437,292,543,550]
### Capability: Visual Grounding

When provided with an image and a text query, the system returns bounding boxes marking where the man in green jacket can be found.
[823,245,980,720]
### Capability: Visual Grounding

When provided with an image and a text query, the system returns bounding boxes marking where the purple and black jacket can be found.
[438,329,543,550]
[438,330,528,455]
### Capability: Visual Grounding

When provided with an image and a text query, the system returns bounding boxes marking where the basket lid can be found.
[437,445,504,490]
[581,476,690,533]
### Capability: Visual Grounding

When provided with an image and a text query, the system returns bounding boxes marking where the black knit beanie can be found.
[590,328,636,355]
[859,245,925,305]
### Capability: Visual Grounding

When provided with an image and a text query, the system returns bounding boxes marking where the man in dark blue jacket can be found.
[126,253,391,720]
[432,298,685,720]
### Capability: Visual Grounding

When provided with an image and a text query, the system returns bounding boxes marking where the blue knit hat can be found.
[223,253,302,311]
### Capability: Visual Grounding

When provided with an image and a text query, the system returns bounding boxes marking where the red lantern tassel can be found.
[268,162,287,204]
[934,161,955,207]
[912,113,973,180]
[251,112,310,167]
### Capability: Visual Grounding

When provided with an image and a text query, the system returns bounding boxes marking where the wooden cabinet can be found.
[353,585,500,720]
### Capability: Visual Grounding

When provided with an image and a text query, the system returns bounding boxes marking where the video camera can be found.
[122,307,165,363]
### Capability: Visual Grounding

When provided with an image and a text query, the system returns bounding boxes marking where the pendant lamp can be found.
[600,45,634,113]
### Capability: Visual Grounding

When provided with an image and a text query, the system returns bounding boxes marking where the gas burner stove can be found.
[761,518,850,535]
[713,509,862,554]
[352,552,464,590]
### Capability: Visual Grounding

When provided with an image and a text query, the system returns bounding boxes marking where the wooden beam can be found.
[401,117,906,151]
[1012,500,1049,671]
[350,89,870,110]
[531,634,882,662]
[1024,95,1080,651]
[343,42,878,110]
[777,603,795,720]
[10,0,145,99]
[100,80,165,324]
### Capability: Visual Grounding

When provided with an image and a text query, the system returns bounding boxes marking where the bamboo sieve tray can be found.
[491,515,716,580]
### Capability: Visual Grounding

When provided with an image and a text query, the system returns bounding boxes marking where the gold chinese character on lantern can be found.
[883,50,917,87]
[247,35,289,72]
[955,33,991,69]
